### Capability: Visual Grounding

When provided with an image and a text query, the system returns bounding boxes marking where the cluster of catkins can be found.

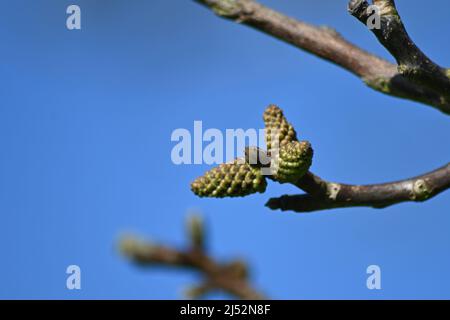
[191,105,313,198]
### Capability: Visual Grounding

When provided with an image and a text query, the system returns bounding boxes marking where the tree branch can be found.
[194,0,450,114]
[348,0,450,102]
[119,215,265,299]
[266,163,450,213]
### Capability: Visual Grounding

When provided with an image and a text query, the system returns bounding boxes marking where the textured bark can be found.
[348,0,450,102]
[267,164,450,213]
[195,0,450,114]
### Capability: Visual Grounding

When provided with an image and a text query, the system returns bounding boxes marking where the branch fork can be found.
[120,215,265,299]
[196,0,450,114]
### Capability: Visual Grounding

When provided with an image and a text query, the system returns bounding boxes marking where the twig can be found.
[194,0,450,114]
[266,163,450,213]
[348,0,450,100]
[120,215,265,299]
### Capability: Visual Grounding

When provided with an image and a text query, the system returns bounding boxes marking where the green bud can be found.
[272,141,313,183]
[191,160,267,198]
[263,104,297,153]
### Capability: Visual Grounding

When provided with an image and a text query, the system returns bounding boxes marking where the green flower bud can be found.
[191,160,267,198]
[272,141,313,183]
[263,105,297,153]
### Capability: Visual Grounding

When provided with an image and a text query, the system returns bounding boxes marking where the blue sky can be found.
[0,0,449,299]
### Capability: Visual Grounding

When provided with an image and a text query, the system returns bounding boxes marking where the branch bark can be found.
[348,0,450,102]
[266,163,450,213]
[194,0,450,114]
[120,216,265,299]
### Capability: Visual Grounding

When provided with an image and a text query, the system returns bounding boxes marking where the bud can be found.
[191,160,267,198]
[263,104,297,153]
[244,146,271,168]
[272,141,313,183]
[118,235,156,260]
[187,215,205,251]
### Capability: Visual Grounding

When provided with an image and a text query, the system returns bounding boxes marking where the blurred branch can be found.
[267,164,450,213]
[119,215,265,299]
[194,0,450,114]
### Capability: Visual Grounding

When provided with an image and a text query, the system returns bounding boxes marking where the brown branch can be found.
[348,0,450,101]
[194,0,450,114]
[119,215,265,299]
[266,163,450,213]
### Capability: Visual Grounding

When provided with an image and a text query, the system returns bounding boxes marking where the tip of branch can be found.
[186,214,206,251]
[196,0,244,19]
[118,235,156,260]
[265,197,281,210]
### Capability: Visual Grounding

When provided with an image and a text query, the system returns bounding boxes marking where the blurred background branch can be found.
[119,215,266,299]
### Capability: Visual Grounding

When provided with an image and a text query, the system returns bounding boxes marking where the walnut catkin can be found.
[191,160,267,198]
